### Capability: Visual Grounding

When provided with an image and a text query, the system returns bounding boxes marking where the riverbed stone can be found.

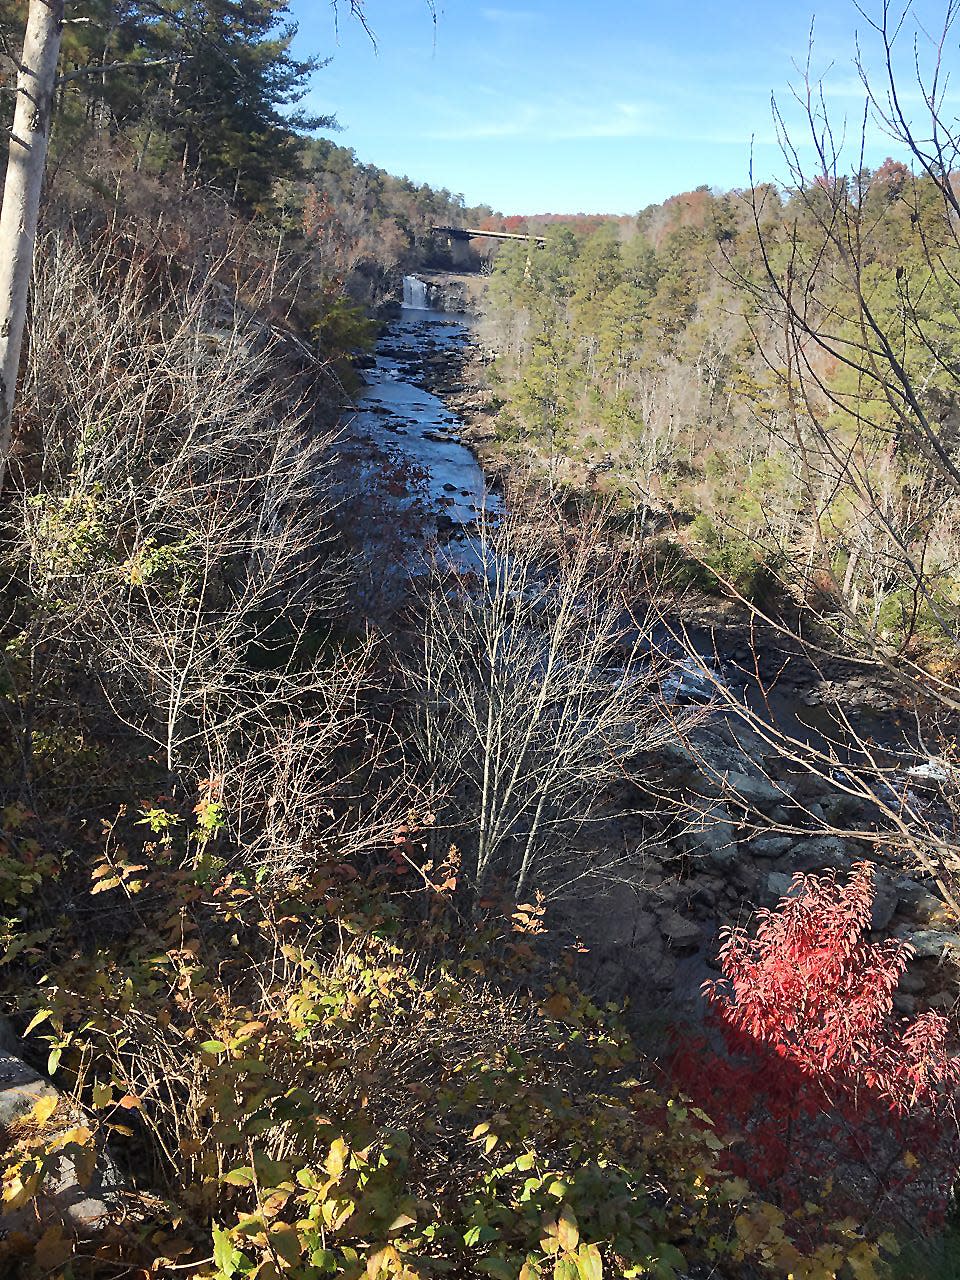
[743,832,795,859]
[893,993,918,1015]
[901,929,960,959]
[0,1032,124,1235]
[897,882,950,926]
[658,911,702,950]
[898,969,928,995]
[788,836,850,870]
[687,803,738,866]
[766,871,798,901]
[721,769,790,810]
[870,876,899,930]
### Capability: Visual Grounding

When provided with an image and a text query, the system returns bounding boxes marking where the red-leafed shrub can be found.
[670,863,960,1233]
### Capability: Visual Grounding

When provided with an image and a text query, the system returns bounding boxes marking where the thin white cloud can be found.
[480,7,540,24]
[425,98,664,142]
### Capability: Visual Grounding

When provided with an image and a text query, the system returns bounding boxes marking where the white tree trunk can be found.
[0,0,64,483]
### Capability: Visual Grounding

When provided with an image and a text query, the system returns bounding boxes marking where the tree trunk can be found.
[0,0,64,488]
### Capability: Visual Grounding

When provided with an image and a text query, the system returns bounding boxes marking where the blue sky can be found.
[288,1,956,214]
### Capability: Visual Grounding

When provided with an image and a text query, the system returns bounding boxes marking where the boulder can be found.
[650,953,678,987]
[657,910,702,950]
[898,969,927,995]
[687,803,738,867]
[789,836,850,871]
[0,1034,124,1235]
[721,769,790,810]
[818,790,860,823]
[896,881,950,926]
[743,833,795,859]
[766,871,798,902]
[901,929,960,960]
[870,875,900,931]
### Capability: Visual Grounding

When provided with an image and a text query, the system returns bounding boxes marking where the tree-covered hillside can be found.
[482,166,960,646]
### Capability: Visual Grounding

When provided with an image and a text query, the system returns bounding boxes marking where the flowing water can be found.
[402,275,430,309]
[344,296,500,567]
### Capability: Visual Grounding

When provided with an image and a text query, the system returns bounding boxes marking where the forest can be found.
[0,1,957,1279]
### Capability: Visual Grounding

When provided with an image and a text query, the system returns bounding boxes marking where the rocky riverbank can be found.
[396,272,960,1032]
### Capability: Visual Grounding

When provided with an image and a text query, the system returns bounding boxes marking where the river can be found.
[344,288,500,566]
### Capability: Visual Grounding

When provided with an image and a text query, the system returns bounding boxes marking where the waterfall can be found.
[403,275,430,309]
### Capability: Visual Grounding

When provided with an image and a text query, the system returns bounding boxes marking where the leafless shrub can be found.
[400,500,690,900]
[1,227,383,881]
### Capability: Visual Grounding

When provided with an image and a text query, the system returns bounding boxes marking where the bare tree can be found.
[2,226,389,882]
[401,500,689,900]
[0,0,64,486]
[679,1,960,907]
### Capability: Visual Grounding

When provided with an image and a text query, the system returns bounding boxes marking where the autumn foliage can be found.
[671,863,960,1232]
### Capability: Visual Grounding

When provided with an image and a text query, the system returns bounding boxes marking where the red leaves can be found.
[704,862,957,1113]
[671,862,960,1226]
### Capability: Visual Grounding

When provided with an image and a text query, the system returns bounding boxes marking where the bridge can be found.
[431,225,547,244]
[431,224,546,267]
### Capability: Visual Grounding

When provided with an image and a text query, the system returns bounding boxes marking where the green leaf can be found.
[653,1244,686,1279]
[212,1224,241,1278]
[269,1223,302,1266]
[478,1260,515,1280]
[575,1244,602,1280]
[200,1040,227,1054]
[91,1082,112,1109]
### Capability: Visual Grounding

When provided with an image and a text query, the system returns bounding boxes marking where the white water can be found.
[402,275,430,309]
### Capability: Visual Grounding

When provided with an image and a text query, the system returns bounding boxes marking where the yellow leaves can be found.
[366,1243,400,1278]
[326,1136,349,1180]
[542,992,572,1021]
[90,855,148,896]
[541,1206,580,1258]
[557,1205,579,1253]
[844,1240,885,1280]
[29,1094,58,1128]
[877,1233,900,1258]
[3,1164,42,1211]
[323,1196,357,1231]
[735,1200,787,1254]
[719,1177,750,1202]
[470,1121,500,1154]
[902,1150,919,1169]
[23,1007,53,1037]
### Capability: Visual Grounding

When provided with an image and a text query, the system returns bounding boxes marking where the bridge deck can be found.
[431,225,546,244]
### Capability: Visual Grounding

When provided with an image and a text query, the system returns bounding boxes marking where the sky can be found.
[288,0,958,215]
